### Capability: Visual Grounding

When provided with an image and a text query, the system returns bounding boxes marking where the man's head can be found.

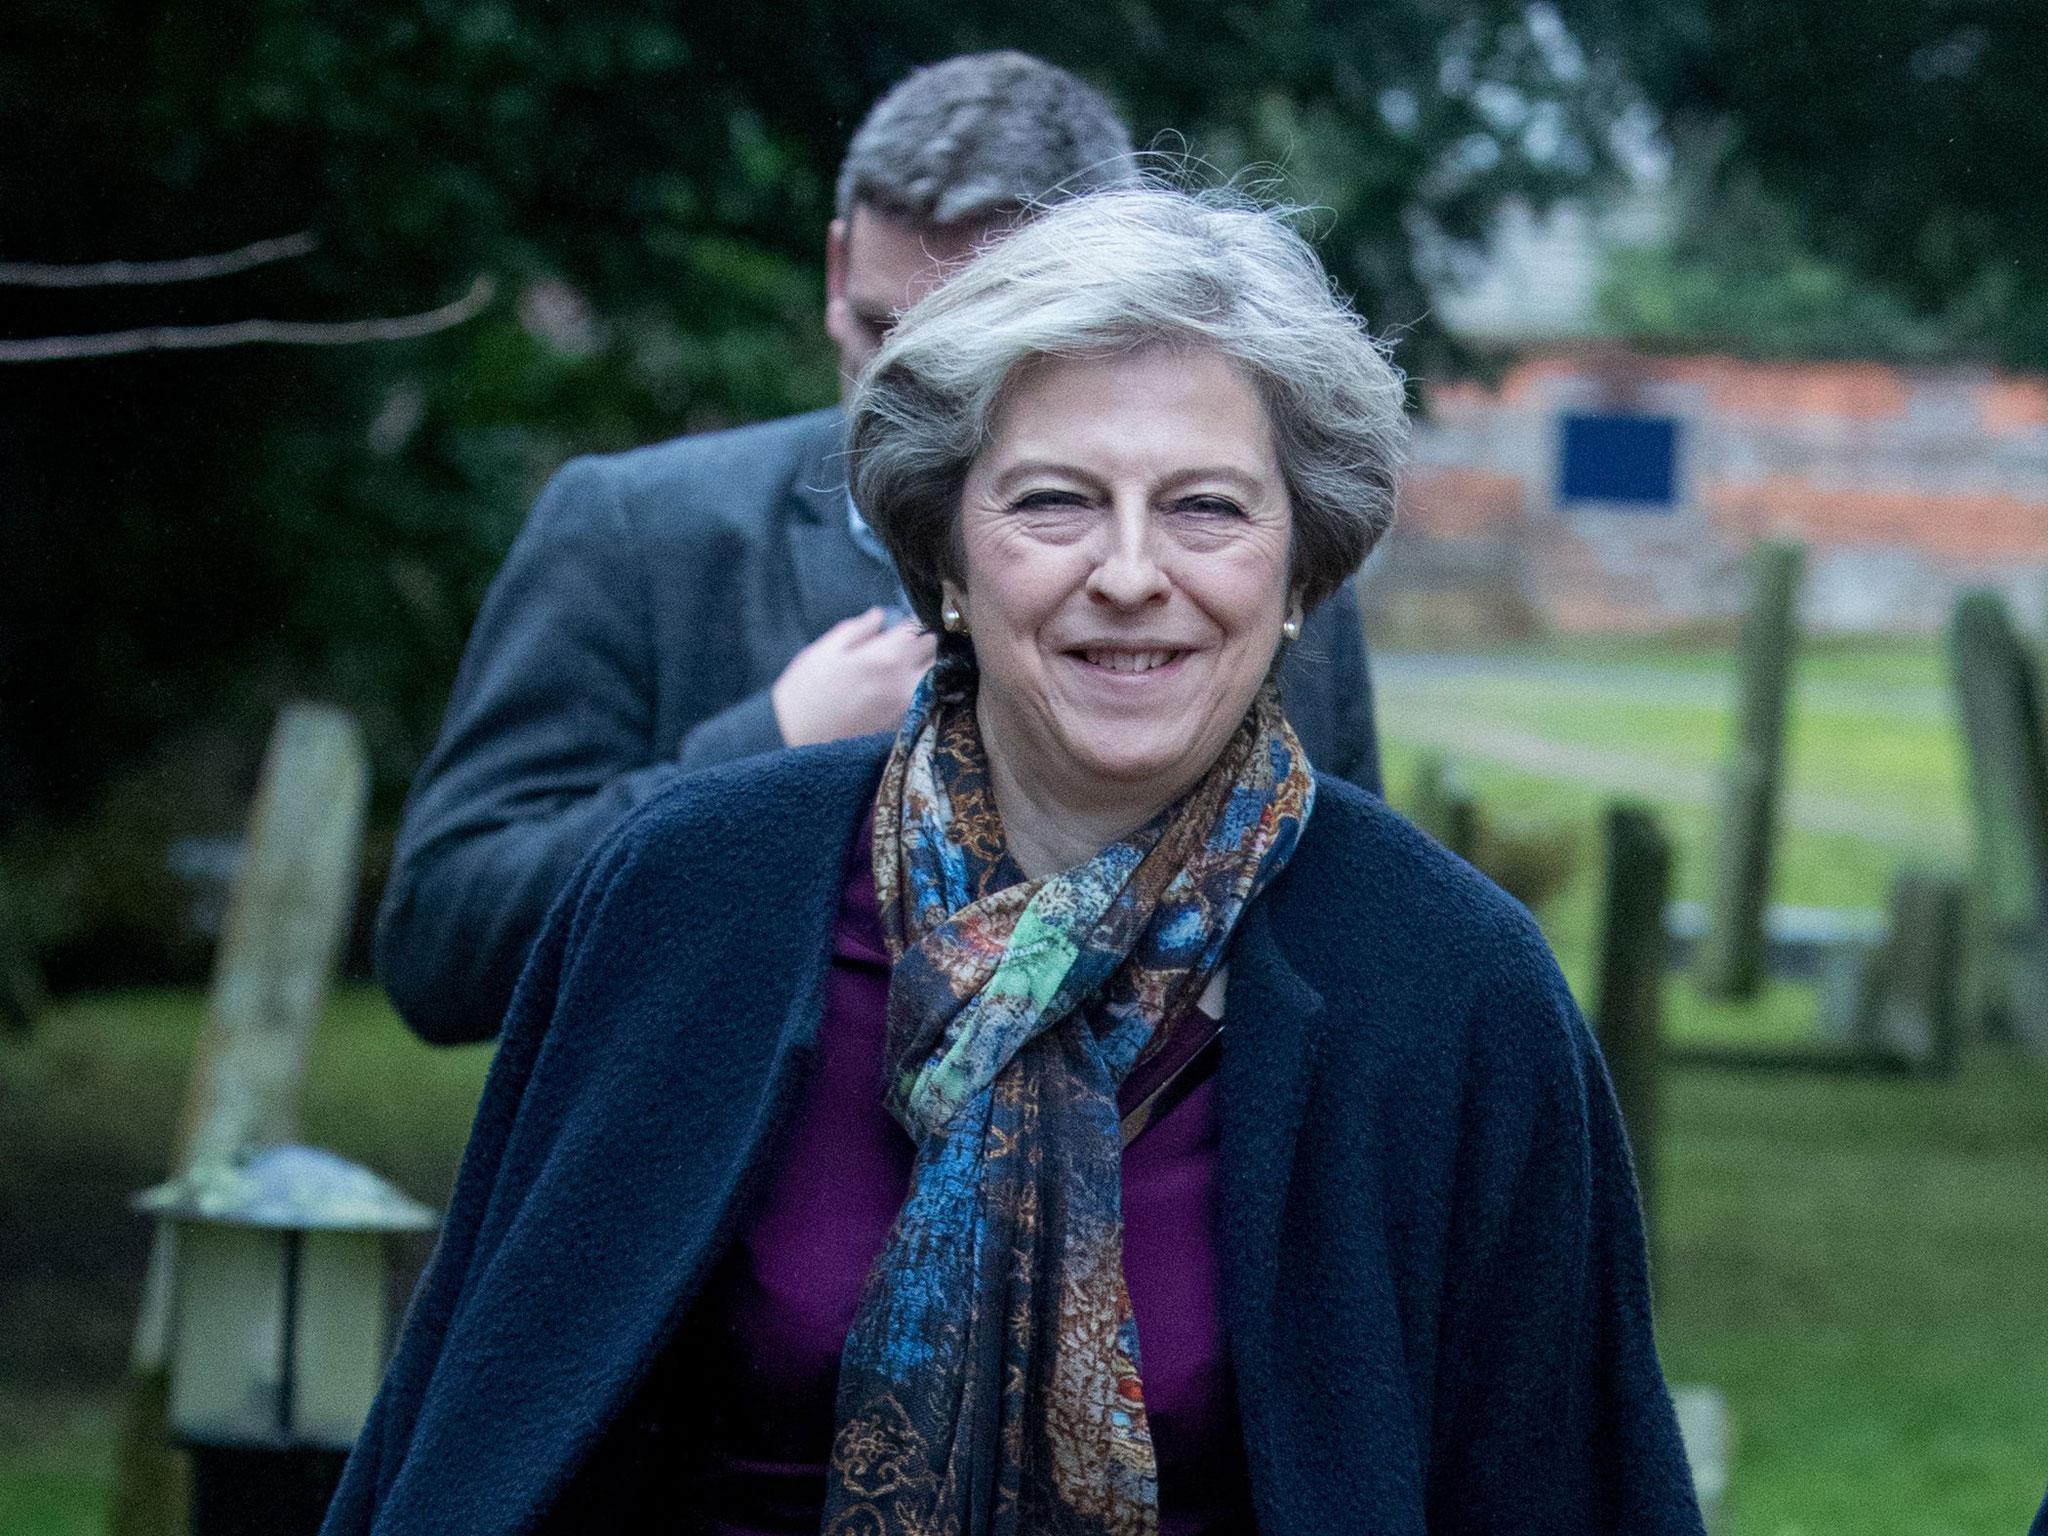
[826,52,1136,384]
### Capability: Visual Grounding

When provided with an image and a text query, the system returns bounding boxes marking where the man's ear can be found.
[825,217,849,306]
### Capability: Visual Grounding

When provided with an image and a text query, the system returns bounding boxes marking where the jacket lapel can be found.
[1217,855,1329,1518]
[783,409,899,636]
[1218,887,1326,1293]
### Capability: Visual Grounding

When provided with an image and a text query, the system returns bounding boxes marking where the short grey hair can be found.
[835,52,1137,226]
[848,185,1410,632]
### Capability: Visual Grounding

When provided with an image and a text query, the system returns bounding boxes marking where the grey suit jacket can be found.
[375,407,1379,1044]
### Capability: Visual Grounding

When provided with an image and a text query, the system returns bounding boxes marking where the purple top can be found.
[681,815,1252,1534]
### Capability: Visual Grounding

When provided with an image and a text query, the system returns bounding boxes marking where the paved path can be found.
[1374,652,1968,859]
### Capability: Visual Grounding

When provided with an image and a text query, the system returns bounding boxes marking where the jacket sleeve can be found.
[374,457,702,1045]
[324,824,634,1534]
[1426,946,1705,1535]
[676,687,784,772]
[1320,580,1381,796]
[1281,580,1380,796]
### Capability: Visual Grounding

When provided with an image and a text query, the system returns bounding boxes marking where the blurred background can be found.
[3,4,2045,1534]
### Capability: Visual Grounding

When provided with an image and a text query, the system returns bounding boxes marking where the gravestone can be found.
[1594,801,1669,1267]
[1410,750,1479,860]
[108,704,370,1536]
[1592,804,1734,1530]
[1818,870,1966,1075]
[1948,590,2048,1053]
[1697,538,1804,1000]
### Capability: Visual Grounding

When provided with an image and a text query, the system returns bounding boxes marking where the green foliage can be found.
[1600,1,2048,368]
[1601,168,1959,362]
[2,1,1631,935]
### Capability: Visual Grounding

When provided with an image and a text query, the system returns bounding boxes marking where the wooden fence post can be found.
[1868,870,1967,1074]
[1948,589,2048,1052]
[1594,801,1671,1273]
[1696,538,1804,1000]
[1411,750,1480,861]
[107,704,369,1536]
[0,878,43,1034]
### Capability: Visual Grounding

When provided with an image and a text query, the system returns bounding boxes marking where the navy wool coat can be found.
[324,738,1706,1536]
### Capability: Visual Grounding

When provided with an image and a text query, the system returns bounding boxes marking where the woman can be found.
[324,187,1704,1536]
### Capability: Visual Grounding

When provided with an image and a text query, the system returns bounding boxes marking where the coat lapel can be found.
[782,409,899,636]
[1217,854,1328,1520]
[1218,887,1326,1295]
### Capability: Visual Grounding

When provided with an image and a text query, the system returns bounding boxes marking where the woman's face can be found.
[950,345,1298,818]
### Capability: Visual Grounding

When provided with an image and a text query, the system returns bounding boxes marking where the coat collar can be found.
[1217,861,1327,1288]
[785,406,850,527]
[782,407,901,631]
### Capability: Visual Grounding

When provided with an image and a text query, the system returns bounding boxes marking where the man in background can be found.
[376,51,1382,1046]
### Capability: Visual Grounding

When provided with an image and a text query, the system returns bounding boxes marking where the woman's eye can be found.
[1012,490,1089,511]
[1177,495,1244,517]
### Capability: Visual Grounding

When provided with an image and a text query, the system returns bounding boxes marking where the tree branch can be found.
[0,232,319,288]
[0,275,498,363]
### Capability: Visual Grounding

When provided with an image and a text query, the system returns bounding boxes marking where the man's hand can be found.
[771,607,937,748]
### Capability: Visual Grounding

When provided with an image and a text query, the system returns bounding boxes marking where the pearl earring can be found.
[942,600,966,634]
[1281,614,1302,643]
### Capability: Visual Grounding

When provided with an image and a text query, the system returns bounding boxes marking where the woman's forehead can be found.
[973,348,1279,479]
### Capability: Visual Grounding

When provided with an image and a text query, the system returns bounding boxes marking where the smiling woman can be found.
[951,347,1299,872]
[323,186,1707,1536]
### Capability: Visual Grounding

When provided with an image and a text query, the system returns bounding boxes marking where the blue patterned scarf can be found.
[823,669,1315,1536]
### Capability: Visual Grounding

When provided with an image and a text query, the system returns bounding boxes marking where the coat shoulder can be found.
[1276,775,1584,1074]
[1290,775,1551,962]
[566,407,842,525]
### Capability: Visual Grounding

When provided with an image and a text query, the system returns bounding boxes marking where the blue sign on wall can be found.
[1558,412,1680,509]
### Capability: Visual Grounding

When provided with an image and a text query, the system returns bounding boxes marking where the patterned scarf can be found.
[823,667,1316,1536]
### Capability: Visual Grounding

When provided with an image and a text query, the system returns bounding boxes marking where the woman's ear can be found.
[939,582,969,636]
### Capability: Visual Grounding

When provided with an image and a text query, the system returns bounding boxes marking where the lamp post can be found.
[132,1144,436,1536]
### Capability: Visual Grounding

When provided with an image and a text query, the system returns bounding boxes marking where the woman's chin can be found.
[1053,731,1219,800]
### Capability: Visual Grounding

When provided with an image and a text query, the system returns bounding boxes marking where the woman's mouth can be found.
[1076,648,1188,674]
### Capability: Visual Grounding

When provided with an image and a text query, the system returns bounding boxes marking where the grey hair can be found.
[835,52,1137,226]
[847,184,1410,632]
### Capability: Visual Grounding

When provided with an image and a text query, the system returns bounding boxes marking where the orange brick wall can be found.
[1707,478,2048,562]
[1377,349,2048,634]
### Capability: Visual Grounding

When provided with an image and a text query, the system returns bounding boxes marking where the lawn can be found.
[1373,636,2048,1533]
[3,635,2044,1535]
[0,988,490,1536]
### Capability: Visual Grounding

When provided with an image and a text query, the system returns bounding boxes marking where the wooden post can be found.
[0,878,43,1034]
[1696,538,1804,1000]
[1949,589,2048,1052]
[1867,870,1967,1074]
[1411,750,1480,861]
[1594,801,1671,1273]
[108,704,370,1536]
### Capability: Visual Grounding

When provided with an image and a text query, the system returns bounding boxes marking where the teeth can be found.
[1083,649,1178,673]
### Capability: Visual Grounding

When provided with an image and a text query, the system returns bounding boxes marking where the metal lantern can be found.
[133,1145,437,1534]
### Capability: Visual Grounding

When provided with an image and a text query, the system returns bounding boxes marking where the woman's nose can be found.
[1084,501,1170,608]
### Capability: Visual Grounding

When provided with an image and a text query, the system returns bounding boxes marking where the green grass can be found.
[1372,636,2048,1531]
[1656,1062,2048,1536]
[4,636,2043,1533]
[0,987,489,1535]
[1377,635,1975,1044]
[1440,630,1959,691]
